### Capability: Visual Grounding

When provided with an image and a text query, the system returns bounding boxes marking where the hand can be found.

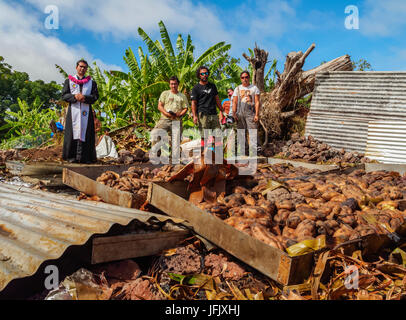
[166,112,176,119]
[193,115,198,125]
[75,93,85,102]
[254,115,259,122]
[233,114,238,122]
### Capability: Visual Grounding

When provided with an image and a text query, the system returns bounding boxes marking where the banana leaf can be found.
[287,235,326,257]
[261,179,285,196]
[167,273,215,291]
[390,248,406,267]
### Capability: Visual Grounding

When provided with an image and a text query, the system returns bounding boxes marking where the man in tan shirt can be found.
[151,76,189,156]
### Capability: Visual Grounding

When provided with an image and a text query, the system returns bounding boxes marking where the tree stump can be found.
[243,45,269,93]
[259,43,353,143]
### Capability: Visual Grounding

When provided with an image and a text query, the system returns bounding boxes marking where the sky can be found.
[1,0,406,83]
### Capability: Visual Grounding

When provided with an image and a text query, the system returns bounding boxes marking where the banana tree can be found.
[111,47,168,126]
[137,21,232,94]
[0,97,58,148]
[88,63,136,130]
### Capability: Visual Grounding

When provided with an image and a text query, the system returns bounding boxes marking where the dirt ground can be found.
[17,146,63,162]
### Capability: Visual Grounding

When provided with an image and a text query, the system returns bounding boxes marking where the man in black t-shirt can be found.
[191,66,225,147]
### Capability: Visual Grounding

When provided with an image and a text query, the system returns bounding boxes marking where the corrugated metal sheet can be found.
[305,71,406,155]
[0,182,182,293]
[365,121,406,164]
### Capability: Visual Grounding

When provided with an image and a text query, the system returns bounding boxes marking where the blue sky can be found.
[1,0,406,82]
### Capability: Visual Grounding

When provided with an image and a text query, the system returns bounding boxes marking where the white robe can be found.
[69,76,93,142]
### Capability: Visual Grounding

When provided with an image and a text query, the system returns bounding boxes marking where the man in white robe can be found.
[62,59,99,163]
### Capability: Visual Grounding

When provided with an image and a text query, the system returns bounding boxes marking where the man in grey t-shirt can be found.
[232,70,261,157]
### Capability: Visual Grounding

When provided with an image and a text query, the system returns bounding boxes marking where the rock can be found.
[160,245,202,275]
[94,260,142,281]
[121,278,159,300]
[204,252,246,281]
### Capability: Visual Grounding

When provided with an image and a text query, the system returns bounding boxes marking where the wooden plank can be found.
[63,163,164,208]
[365,163,406,175]
[267,157,339,172]
[226,156,267,164]
[66,164,132,180]
[5,160,117,176]
[6,160,63,176]
[21,174,64,187]
[65,163,161,180]
[91,230,190,264]
[63,168,143,208]
[147,182,305,285]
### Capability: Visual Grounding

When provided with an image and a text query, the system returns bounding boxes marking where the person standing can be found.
[220,88,234,126]
[232,70,261,157]
[191,66,225,150]
[151,76,189,156]
[62,59,99,163]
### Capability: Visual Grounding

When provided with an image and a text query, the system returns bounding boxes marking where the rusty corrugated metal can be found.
[365,121,406,164]
[0,183,183,293]
[305,71,406,155]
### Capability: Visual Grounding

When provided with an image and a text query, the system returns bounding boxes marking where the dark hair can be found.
[76,59,89,67]
[227,88,234,92]
[240,70,250,78]
[169,76,179,84]
[196,66,210,79]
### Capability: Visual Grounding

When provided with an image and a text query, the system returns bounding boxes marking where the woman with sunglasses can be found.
[231,70,261,157]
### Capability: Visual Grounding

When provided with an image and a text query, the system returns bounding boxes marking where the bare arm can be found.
[254,94,260,121]
[176,97,189,117]
[158,101,174,119]
[191,100,198,124]
[232,96,238,119]
[215,95,224,113]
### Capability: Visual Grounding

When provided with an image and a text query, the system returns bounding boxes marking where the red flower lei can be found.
[69,75,91,85]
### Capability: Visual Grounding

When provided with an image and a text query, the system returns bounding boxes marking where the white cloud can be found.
[360,0,406,37]
[0,1,121,82]
[25,0,232,44]
[26,0,301,56]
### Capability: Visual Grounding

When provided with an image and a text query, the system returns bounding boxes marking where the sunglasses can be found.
[200,72,209,76]
[241,76,249,79]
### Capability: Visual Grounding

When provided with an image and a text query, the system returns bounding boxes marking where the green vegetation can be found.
[0,97,59,149]
[352,59,373,71]
[0,56,61,140]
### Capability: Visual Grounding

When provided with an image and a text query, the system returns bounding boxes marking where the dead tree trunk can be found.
[260,43,353,142]
[243,45,269,93]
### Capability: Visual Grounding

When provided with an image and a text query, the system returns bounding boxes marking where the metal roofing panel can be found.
[305,71,406,159]
[365,121,406,164]
[0,183,182,293]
